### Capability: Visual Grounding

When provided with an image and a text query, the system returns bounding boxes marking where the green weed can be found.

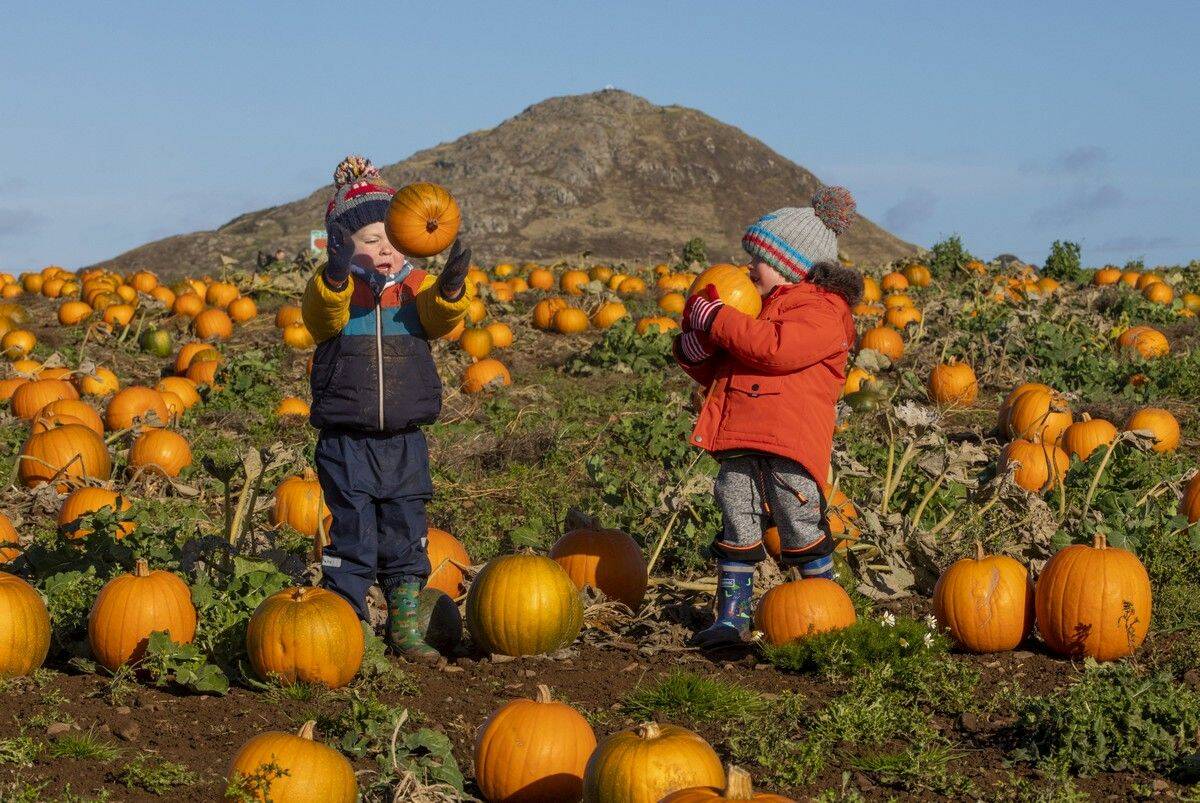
[111,753,199,793]
[762,614,948,678]
[47,728,121,761]
[0,734,41,767]
[623,670,768,724]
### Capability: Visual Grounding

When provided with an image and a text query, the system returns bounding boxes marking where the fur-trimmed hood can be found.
[805,261,864,307]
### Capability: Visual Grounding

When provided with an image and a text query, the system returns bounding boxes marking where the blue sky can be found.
[2,1,1197,270]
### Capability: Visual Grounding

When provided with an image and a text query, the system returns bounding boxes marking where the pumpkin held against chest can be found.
[688,264,762,318]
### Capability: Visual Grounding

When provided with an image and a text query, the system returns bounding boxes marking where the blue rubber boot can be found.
[689,562,754,647]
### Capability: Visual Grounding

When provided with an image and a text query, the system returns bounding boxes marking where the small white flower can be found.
[923,632,935,648]
[881,611,896,627]
[924,614,939,631]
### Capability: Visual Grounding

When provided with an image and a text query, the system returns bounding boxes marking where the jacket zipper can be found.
[374,291,384,430]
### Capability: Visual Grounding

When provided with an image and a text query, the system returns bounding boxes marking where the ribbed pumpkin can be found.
[192,307,233,340]
[1061,414,1118,461]
[455,328,490,362]
[560,270,590,296]
[1000,439,1069,493]
[486,321,514,348]
[884,305,922,330]
[19,423,111,490]
[754,578,857,645]
[528,268,555,291]
[174,341,215,374]
[858,326,904,361]
[227,720,357,803]
[385,182,461,257]
[463,358,511,393]
[427,527,471,597]
[1120,326,1169,359]
[88,559,197,671]
[129,428,193,477]
[58,488,135,540]
[105,386,170,430]
[0,376,26,403]
[1004,387,1072,444]
[274,304,303,329]
[1142,281,1173,305]
[270,469,329,538]
[688,264,762,318]
[882,293,914,311]
[466,554,584,657]
[1092,267,1121,286]
[658,292,686,314]
[58,300,93,325]
[172,292,205,318]
[1,329,36,359]
[1035,534,1151,661]
[554,307,590,334]
[246,586,364,687]
[582,722,725,803]
[928,360,978,407]
[0,513,19,563]
[880,271,909,292]
[660,765,793,802]
[1182,473,1200,523]
[591,301,629,330]
[474,684,597,803]
[282,321,315,350]
[861,276,881,301]
[0,572,51,678]
[156,376,201,410]
[932,542,1033,653]
[549,527,647,609]
[903,263,932,287]
[11,378,79,420]
[1123,407,1180,453]
[39,399,104,436]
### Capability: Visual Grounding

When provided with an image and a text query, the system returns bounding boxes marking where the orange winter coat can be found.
[676,281,855,489]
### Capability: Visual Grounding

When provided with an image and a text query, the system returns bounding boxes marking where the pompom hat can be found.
[325,155,395,235]
[742,186,857,283]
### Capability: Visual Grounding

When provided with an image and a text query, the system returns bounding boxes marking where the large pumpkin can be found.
[1004,387,1072,444]
[11,378,79,420]
[999,439,1069,493]
[688,264,762,318]
[129,428,193,477]
[466,554,583,657]
[0,513,19,563]
[754,578,857,645]
[459,327,493,360]
[1035,534,1152,661]
[39,399,104,437]
[474,684,597,803]
[105,386,170,431]
[1061,414,1118,462]
[270,468,329,538]
[246,586,364,687]
[1180,472,1200,523]
[928,360,978,407]
[58,487,135,540]
[1123,407,1180,453]
[463,358,511,393]
[227,720,357,803]
[88,558,197,671]
[582,722,725,803]
[155,376,201,411]
[0,572,50,678]
[661,765,793,802]
[385,182,461,257]
[19,423,112,490]
[932,542,1033,653]
[858,326,904,361]
[550,527,648,609]
[426,526,470,597]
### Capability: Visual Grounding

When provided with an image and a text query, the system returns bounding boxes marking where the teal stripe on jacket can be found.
[342,302,427,337]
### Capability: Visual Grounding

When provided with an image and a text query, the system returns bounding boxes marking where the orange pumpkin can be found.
[75,366,120,397]
[903,263,932,287]
[58,488,135,540]
[658,292,686,314]
[462,358,512,393]
[246,586,364,687]
[1,329,36,359]
[11,379,79,420]
[880,271,909,292]
[88,558,197,671]
[688,264,762,318]
[227,295,258,323]
[636,316,679,335]
[550,527,648,609]
[172,292,205,318]
[1004,387,1072,444]
[155,376,201,410]
[0,572,51,678]
[18,423,111,490]
[928,360,978,407]
[129,428,192,477]
[385,182,460,257]
[38,399,104,437]
[560,270,590,296]
[554,307,590,334]
[105,386,170,431]
[426,527,471,597]
[0,512,17,564]
[282,322,315,350]
[1123,407,1180,453]
[474,684,597,803]
[528,268,555,291]
[485,321,513,349]
[174,342,215,374]
[274,396,310,418]
[227,721,357,803]
[1035,534,1151,661]
[465,555,583,657]
[858,326,903,361]
[459,327,493,359]
[1000,439,1069,493]
[532,297,567,330]
[1142,281,1173,305]
[591,301,629,330]
[583,722,725,803]
[617,276,647,296]
[885,305,922,330]
[661,765,793,802]
[754,578,857,645]
[932,542,1033,653]
[274,305,303,329]
[1092,267,1121,286]
[271,468,330,538]
[1180,472,1200,523]
[1061,414,1118,461]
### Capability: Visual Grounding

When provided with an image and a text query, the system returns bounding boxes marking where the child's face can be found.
[349,222,401,274]
[748,257,788,296]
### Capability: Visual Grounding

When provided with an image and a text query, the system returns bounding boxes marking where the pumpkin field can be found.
[1,238,1199,801]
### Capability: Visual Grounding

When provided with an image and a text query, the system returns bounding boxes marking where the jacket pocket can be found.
[727,373,785,398]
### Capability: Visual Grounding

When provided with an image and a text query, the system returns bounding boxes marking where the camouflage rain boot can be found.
[689,562,754,648]
[386,581,441,664]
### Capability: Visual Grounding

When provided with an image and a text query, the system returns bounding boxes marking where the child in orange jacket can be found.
[674,186,863,647]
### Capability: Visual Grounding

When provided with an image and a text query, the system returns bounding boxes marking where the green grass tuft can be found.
[623,669,769,724]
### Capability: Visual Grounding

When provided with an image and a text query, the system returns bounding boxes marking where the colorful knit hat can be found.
[325,155,395,234]
[741,186,857,283]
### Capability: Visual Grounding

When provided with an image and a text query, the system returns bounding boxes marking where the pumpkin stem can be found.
[1081,412,1092,422]
[974,541,985,561]
[1092,533,1107,549]
[296,720,317,740]
[535,685,553,704]
[634,721,662,740]
[290,586,308,602]
[133,558,150,577]
[425,219,439,233]
[723,764,755,798]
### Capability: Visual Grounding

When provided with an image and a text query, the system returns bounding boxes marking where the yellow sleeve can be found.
[415,273,474,339]
[301,269,353,344]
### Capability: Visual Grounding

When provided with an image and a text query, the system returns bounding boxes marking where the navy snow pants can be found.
[314,428,432,621]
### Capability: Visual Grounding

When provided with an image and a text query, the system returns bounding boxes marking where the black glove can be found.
[324,222,354,287]
[438,238,471,300]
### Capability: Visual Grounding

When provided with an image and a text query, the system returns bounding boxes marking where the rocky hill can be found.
[90,90,917,276]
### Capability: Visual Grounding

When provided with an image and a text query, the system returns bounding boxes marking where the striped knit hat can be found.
[742,186,857,283]
[325,155,395,234]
